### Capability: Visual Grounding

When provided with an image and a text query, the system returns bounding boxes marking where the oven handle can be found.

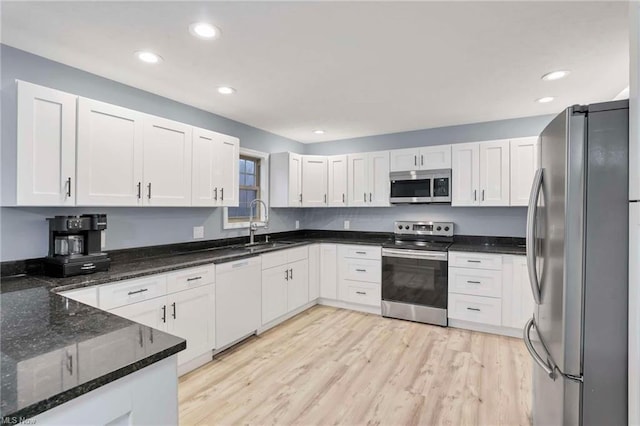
[382,248,448,261]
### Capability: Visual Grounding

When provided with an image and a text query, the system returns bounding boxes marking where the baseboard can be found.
[257,300,319,334]
[318,298,382,315]
[448,319,523,338]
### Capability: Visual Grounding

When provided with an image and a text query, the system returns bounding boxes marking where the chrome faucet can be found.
[248,199,269,245]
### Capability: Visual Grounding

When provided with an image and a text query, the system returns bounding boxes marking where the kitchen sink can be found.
[243,241,299,253]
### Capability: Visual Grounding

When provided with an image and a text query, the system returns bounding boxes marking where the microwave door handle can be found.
[526,168,544,304]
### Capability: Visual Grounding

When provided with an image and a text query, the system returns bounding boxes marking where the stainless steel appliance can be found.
[524,101,629,425]
[381,221,453,326]
[389,169,451,204]
[44,214,110,277]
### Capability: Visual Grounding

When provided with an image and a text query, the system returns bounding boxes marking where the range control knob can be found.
[398,225,403,230]
[436,226,442,231]
[444,226,450,231]
[405,225,410,230]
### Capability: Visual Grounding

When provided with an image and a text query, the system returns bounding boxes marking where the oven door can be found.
[389,177,431,203]
[381,249,448,309]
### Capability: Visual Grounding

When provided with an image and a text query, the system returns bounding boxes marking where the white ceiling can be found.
[1,1,629,143]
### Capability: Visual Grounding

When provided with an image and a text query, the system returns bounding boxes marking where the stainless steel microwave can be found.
[389,169,452,204]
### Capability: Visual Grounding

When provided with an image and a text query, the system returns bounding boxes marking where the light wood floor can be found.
[179,306,532,426]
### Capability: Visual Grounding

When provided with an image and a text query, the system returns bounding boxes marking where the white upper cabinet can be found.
[270,152,302,207]
[479,140,510,206]
[327,155,348,207]
[509,137,540,206]
[77,98,144,206]
[420,145,452,169]
[192,128,239,207]
[347,153,369,207]
[389,148,419,172]
[452,143,480,206]
[143,117,193,206]
[347,151,390,207]
[301,156,328,207]
[389,145,451,172]
[16,81,77,206]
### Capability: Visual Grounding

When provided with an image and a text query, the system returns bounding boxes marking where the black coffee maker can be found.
[44,214,111,277]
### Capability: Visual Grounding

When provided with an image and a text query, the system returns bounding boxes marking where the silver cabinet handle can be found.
[526,169,544,304]
[369,193,372,202]
[414,155,417,166]
[466,307,481,311]
[324,194,327,203]
[467,260,481,263]
[524,317,555,377]
[214,187,218,200]
[161,305,166,323]
[299,193,302,203]
[66,177,72,197]
[137,182,142,199]
[187,276,202,282]
[285,269,289,281]
[66,351,73,375]
[171,302,176,319]
[289,268,293,279]
[221,188,224,201]
[467,280,481,284]
[474,190,477,201]
[356,291,367,295]
[147,182,152,199]
[421,155,424,166]
[355,251,367,255]
[138,327,144,347]
[342,193,345,203]
[481,189,485,201]
[128,288,148,296]
[364,192,366,202]
[355,269,367,272]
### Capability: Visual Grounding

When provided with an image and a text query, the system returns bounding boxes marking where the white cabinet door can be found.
[419,145,452,170]
[262,265,288,325]
[288,259,309,311]
[368,151,390,206]
[347,153,368,207]
[143,117,192,206]
[109,297,167,330]
[479,140,510,206]
[289,153,303,207]
[451,142,480,206]
[301,156,328,207]
[327,155,348,207]
[389,148,419,172]
[76,98,144,206]
[16,81,77,206]
[502,256,534,330]
[319,244,338,299]
[216,134,240,207]
[510,137,539,206]
[168,285,214,366]
[308,244,320,301]
[191,128,217,206]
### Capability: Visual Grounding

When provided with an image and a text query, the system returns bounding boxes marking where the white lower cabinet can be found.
[308,244,320,300]
[448,251,533,336]
[319,244,338,299]
[337,245,381,308]
[260,247,309,326]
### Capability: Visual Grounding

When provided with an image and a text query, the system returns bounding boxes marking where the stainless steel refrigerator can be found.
[524,100,629,425]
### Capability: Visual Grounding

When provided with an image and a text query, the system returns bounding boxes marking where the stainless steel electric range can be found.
[381,221,453,326]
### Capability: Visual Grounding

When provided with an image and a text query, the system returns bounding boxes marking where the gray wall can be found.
[302,113,555,237]
[0,45,304,261]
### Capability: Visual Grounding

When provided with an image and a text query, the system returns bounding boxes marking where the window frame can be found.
[223,147,269,230]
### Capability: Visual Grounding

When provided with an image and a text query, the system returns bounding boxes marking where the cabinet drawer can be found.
[448,293,502,326]
[60,287,98,307]
[99,275,167,310]
[261,250,289,270]
[166,265,215,294]
[341,281,381,307]
[286,246,308,263]
[341,259,381,283]
[449,251,503,270]
[339,245,381,261]
[449,267,502,298]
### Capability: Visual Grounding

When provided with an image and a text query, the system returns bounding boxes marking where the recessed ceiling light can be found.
[541,70,570,81]
[536,96,555,104]
[189,22,220,40]
[217,86,236,95]
[136,51,162,64]
[313,130,325,135]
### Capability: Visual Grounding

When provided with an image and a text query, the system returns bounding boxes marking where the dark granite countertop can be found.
[449,236,526,255]
[0,275,185,421]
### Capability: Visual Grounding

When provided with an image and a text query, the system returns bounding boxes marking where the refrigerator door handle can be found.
[524,317,555,379]
[526,168,544,304]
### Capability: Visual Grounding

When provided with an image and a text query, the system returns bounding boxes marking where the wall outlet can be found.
[295,220,300,229]
[193,226,204,239]
[344,220,350,230]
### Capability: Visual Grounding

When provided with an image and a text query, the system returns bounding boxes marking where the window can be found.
[224,148,269,229]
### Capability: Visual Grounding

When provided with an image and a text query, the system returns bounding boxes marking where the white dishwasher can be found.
[215,256,262,351]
